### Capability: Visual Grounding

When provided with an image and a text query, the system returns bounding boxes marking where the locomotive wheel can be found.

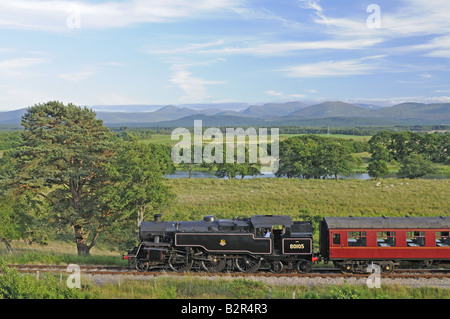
[201,255,226,272]
[168,254,193,272]
[235,255,261,273]
[296,260,312,273]
[269,260,284,273]
[136,259,149,272]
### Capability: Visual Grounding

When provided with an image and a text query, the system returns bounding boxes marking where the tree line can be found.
[367,131,449,179]
[275,135,359,180]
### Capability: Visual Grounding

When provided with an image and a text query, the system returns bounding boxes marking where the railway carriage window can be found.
[436,231,450,247]
[332,233,340,245]
[348,231,366,247]
[377,231,396,247]
[406,231,425,247]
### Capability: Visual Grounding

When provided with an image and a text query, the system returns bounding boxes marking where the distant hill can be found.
[288,101,375,118]
[90,103,249,113]
[96,105,200,123]
[240,101,309,118]
[91,104,166,112]
[133,114,268,127]
[375,103,450,121]
[354,103,383,110]
[1,101,449,127]
[0,108,27,124]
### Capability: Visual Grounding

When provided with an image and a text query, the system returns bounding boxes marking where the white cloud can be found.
[0,57,49,78]
[298,0,450,53]
[298,0,371,38]
[100,61,125,67]
[428,96,450,103]
[144,40,227,55]
[263,90,307,100]
[230,7,302,29]
[0,0,239,31]
[58,70,97,82]
[265,90,283,96]
[344,95,450,106]
[402,35,450,59]
[58,61,124,83]
[381,0,450,36]
[282,56,383,78]
[98,92,147,105]
[169,64,225,102]
[146,38,383,57]
[298,0,323,13]
[434,89,450,94]
[0,57,47,69]
[0,87,65,109]
[226,38,383,56]
[289,94,307,98]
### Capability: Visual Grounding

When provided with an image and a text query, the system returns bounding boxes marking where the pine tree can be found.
[13,101,116,256]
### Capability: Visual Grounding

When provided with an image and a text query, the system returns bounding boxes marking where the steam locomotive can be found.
[123,214,317,273]
[123,214,450,274]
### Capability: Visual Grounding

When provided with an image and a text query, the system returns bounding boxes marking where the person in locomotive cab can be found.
[264,229,271,238]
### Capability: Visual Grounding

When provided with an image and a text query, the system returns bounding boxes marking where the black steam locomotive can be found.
[123,214,317,273]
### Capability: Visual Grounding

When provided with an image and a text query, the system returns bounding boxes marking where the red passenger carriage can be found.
[319,216,450,273]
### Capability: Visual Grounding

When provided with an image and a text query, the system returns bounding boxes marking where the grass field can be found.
[0,240,127,266]
[279,133,372,142]
[91,276,450,299]
[163,178,450,221]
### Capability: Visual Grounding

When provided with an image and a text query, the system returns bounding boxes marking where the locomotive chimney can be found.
[154,214,162,223]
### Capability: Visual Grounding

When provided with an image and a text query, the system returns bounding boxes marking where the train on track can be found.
[123,214,450,274]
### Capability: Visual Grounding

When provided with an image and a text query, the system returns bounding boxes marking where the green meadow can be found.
[163,178,450,221]
[141,133,370,146]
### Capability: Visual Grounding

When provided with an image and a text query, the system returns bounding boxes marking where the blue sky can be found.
[1,0,450,111]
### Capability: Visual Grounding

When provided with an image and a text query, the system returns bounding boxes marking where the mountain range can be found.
[0,101,449,127]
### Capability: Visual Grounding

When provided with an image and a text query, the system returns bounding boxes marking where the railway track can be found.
[2,264,450,279]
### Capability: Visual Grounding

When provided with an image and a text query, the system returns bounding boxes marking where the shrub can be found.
[0,262,96,299]
[228,279,269,299]
[398,153,436,179]
[329,285,362,299]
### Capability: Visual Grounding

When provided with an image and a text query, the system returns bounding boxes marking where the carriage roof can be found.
[323,216,450,229]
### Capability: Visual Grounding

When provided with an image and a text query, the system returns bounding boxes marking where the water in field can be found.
[164,171,372,180]
[165,171,449,180]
